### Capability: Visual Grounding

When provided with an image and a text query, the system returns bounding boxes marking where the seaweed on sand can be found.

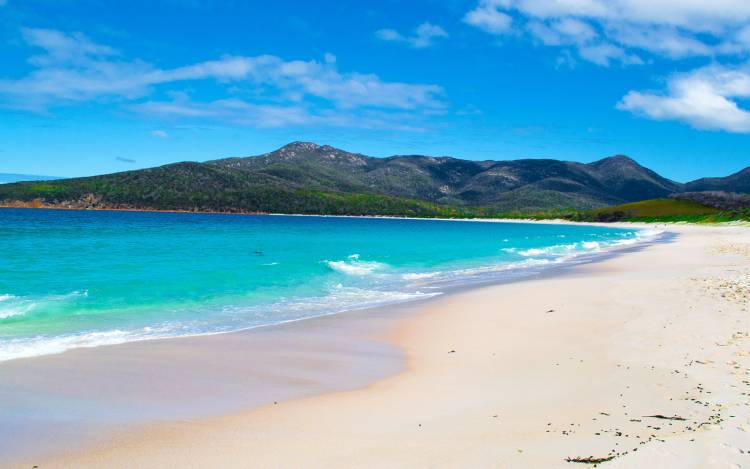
[566,455,615,465]
[644,414,686,421]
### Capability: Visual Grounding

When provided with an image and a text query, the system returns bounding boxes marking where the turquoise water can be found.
[0,209,653,361]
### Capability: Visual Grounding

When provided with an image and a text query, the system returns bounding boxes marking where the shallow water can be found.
[0,209,651,361]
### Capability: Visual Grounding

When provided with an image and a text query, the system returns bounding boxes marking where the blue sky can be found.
[1,0,750,181]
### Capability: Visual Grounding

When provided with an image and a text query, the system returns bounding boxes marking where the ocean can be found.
[0,209,656,361]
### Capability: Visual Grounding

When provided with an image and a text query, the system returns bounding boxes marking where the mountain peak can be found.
[590,154,638,167]
[584,154,682,199]
[685,164,750,193]
[279,141,321,152]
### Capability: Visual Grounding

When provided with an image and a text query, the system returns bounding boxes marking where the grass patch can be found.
[566,198,750,223]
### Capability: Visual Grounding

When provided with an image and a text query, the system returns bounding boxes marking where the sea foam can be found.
[0,286,439,362]
[325,254,388,276]
[0,291,87,320]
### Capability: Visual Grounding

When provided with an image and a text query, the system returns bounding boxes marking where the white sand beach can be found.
[7,223,750,468]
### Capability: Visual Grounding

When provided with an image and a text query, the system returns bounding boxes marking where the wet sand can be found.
[0,306,406,466]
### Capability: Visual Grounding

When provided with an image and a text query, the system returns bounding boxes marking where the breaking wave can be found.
[0,291,88,320]
[0,285,438,362]
[325,254,388,276]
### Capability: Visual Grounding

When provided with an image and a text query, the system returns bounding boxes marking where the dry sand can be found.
[12,224,750,468]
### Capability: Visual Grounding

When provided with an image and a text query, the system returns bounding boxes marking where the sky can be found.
[1,1,750,182]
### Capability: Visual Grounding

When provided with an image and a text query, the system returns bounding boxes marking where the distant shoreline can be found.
[0,202,666,227]
[0,202,272,217]
[0,202,551,223]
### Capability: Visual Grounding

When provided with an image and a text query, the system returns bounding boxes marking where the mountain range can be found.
[0,173,61,184]
[0,142,747,215]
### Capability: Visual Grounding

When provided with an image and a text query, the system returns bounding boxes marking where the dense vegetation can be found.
[0,142,748,222]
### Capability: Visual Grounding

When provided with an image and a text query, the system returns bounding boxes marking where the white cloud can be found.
[22,27,117,66]
[0,28,444,128]
[618,65,750,133]
[553,18,597,43]
[609,24,713,59]
[494,0,750,32]
[135,96,428,131]
[376,22,448,48]
[578,43,642,66]
[464,0,750,66]
[138,98,317,128]
[464,1,513,34]
[150,129,169,138]
[376,29,402,42]
[463,1,750,133]
[527,18,597,45]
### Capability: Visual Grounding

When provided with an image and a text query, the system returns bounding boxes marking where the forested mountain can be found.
[685,167,750,194]
[0,141,744,216]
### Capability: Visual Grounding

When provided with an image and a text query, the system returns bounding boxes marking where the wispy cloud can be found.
[464,1,513,35]
[0,28,445,130]
[135,95,430,131]
[137,98,318,128]
[618,65,750,133]
[115,156,136,163]
[376,22,448,49]
[150,129,169,138]
[578,43,642,67]
[463,0,750,66]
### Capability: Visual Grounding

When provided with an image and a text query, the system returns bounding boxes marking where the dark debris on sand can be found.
[566,455,615,465]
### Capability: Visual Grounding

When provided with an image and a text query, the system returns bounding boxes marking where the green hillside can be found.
[569,198,748,223]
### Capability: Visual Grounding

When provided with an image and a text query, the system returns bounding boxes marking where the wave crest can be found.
[517,243,578,257]
[0,294,33,319]
[325,254,388,276]
[0,291,88,320]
